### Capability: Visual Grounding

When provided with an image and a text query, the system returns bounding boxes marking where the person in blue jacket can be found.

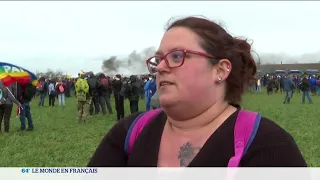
[144,74,156,111]
[309,75,317,95]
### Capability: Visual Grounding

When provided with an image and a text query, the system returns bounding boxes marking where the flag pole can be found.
[5,87,22,110]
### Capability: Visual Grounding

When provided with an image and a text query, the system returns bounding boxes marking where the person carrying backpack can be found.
[0,82,21,135]
[126,75,141,114]
[98,73,113,116]
[88,16,306,167]
[87,72,100,115]
[48,79,57,107]
[75,74,90,122]
[17,82,36,131]
[56,78,66,106]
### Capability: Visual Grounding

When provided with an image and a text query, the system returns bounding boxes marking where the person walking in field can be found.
[75,74,90,122]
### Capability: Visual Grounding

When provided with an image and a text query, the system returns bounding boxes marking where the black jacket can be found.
[300,78,310,92]
[87,77,100,96]
[16,83,36,103]
[126,75,140,102]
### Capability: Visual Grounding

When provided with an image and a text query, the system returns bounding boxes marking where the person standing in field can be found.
[56,78,66,106]
[17,82,36,131]
[301,74,312,104]
[98,73,113,116]
[145,75,157,111]
[126,75,141,114]
[256,77,261,93]
[309,75,317,96]
[0,82,21,135]
[48,79,57,107]
[87,72,101,116]
[75,74,90,122]
[316,75,320,95]
[37,77,47,107]
[111,74,125,121]
[88,16,306,167]
[283,74,294,104]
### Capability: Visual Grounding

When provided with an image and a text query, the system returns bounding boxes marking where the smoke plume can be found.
[101,46,156,75]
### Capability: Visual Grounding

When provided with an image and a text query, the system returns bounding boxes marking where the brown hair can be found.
[167,16,257,105]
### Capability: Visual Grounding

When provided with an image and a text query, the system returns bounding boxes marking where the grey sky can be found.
[1,1,320,76]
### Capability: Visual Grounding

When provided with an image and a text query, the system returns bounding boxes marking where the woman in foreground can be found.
[88,16,307,167]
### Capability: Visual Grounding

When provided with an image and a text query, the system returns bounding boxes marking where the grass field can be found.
[0,92,319,167]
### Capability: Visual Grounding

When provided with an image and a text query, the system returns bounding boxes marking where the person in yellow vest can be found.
[75,73,90,122]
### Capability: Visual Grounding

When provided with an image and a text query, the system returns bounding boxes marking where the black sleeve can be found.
[87,112,142,167]
[242,118,307,167]
[16,83,23,102]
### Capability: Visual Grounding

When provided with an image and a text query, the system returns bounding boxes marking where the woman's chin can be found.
[159,94,177,107]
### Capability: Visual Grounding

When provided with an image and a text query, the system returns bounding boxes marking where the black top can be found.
[88,110,307,167]
[111,79,123,94]
[301,77,310,91]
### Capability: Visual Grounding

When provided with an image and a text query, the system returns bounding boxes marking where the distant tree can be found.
[35,68,65,79]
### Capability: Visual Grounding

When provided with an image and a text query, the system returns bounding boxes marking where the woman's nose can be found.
[156,59,170,73]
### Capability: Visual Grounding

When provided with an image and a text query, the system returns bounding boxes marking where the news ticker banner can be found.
[0,168,319,180]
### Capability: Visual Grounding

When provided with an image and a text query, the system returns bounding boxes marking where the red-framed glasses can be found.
[146,49,217,74]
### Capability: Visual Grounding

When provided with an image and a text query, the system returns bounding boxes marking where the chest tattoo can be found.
[177,141,201,167]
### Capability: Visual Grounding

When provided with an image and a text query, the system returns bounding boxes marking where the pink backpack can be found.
[124,109,261,167]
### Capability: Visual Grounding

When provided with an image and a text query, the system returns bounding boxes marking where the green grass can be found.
[0,92,319,167]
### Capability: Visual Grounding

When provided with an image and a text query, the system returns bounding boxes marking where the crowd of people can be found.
[0,71,160,135]
[72,72,159,122]
[251,74,320,104]
[2,70,317,136]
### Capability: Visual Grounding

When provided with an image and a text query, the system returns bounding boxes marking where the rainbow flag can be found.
[0,62,39,87]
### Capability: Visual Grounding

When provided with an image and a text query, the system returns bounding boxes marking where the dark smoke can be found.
[102,56,121,72]
[102,47,156,75]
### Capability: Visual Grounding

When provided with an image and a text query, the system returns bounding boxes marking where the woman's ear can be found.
[213,59,232,83]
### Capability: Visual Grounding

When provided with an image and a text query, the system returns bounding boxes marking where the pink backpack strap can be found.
[227,110,261,167]
[124,109,163,155]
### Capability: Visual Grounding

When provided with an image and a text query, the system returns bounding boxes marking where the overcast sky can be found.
[1,1,320,76]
